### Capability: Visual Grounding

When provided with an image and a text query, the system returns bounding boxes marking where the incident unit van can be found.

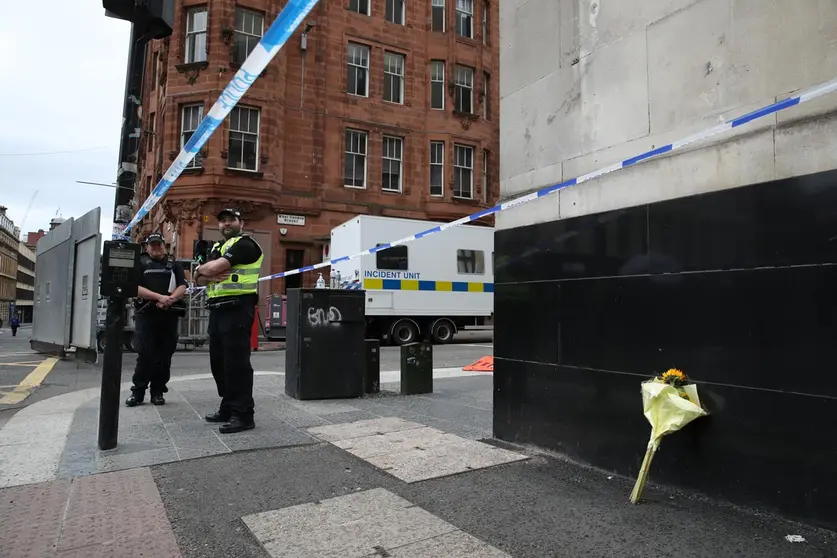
[329,215,493,345]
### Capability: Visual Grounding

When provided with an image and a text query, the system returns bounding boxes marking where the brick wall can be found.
[136,0,499,290]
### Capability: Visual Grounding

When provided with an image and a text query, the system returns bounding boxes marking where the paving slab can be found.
[0,468,180,558]
[96,447,181,473]
[242,487,506,558]
[0,438,68,487]
[307,417,425,442]
[218,421,318,452]
[369,530,511,558]
[284,399,363,416]
[163,422,231,453]
[0,479,70,557]
[262,400,332,429]
[313,420,528,483]
[331,426,454,459]
[364,440,527,483]
[0,413,73,445]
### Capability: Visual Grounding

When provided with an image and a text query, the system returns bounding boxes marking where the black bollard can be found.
[364,339,381,394]
[98,296,126,450]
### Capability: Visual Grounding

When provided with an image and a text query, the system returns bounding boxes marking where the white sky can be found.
[0,2,131,241]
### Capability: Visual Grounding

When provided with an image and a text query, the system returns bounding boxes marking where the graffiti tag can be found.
[307,306,342,327]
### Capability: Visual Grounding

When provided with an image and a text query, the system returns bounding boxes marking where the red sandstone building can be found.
[133,0,499,295]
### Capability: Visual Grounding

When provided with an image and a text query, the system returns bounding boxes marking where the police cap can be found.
[144,233,165,244]
[217,208,241,220]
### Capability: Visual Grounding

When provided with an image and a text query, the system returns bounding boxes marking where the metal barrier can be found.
[178,286,208,349]
[178,259,208,350]
[31,207,102,361]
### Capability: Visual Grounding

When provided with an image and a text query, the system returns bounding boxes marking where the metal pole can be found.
[112,23,147,234]
[97,296,126,450]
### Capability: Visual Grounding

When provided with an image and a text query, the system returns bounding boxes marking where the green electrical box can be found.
[400,342,433,395]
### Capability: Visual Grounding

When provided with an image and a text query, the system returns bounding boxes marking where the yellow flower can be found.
[661,368,687,384]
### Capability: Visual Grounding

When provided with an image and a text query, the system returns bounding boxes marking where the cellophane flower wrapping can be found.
[629,379,708,504]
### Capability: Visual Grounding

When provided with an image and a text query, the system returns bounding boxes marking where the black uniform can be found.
[130,255,187,398]
[206,235,262,425]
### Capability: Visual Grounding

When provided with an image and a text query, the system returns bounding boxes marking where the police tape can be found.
[254,76,837,283]
[122,0,320,234]
[125,9,837,284]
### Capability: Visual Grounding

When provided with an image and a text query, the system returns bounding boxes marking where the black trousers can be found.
[131,310,179,395]
[208,301,255,420]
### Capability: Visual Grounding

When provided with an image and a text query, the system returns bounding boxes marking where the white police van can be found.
[329,215,494,345]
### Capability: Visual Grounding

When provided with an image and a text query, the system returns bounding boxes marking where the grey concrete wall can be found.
[498,0,837,231]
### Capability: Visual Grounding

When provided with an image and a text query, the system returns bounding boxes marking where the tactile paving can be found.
[0,467,181,557]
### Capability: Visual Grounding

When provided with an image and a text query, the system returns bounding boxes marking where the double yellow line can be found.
[0,358,59,405]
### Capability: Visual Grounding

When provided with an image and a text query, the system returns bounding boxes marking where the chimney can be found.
[0,206,6,215]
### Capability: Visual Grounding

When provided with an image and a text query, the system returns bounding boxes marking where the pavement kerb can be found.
[0,367,490,489]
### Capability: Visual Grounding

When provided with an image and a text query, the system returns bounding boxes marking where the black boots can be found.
[204,411,231,423]
[127,401,254,432]
[205,409,255,433]
[218,415,255,434]
[125,390,166,407]
[125,392,144,407]
[126,391,165,406]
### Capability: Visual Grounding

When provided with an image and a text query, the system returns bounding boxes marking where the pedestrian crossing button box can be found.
[101,240,142,298]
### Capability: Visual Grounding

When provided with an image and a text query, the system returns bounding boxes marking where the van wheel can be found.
[391,319,419,346]
[431,319,456,344]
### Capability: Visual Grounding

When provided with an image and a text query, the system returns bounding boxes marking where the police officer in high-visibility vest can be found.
[193,208,263,433]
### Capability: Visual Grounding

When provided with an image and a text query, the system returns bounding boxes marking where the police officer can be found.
[125,233,188,407]
[194,209,263,433]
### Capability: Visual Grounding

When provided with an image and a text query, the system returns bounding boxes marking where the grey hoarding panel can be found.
[71,208,101,243]
[70,208,101,350]
[71,236,100,349]
[35,217,73,256]
[32,207,102,354]
[32,217,75,347]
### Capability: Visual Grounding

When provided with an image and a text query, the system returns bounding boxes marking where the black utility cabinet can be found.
[285,288,366,400]
[400,342,433,395]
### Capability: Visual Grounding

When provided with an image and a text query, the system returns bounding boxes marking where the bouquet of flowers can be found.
[629,368,708,504]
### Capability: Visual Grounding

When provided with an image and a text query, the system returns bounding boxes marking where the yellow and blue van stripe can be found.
[362,278,494,293]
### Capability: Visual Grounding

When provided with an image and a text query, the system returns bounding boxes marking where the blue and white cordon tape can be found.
[117,0,837,283]
[257,76,837,283]
[122,0,320,234]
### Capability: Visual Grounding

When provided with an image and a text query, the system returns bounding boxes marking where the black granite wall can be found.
[494,169,837,528]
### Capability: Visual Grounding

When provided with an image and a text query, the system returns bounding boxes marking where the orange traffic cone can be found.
[463,356,493,372]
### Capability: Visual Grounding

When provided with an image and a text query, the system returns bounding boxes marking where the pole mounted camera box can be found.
[101,240,142,298]
[103,0,174,39]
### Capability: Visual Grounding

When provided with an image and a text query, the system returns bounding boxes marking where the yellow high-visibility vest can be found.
[205,235,263,299]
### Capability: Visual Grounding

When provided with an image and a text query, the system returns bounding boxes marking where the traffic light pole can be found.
[96,240,142,451]
[98,297,126,450]
[98,1,174,450]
